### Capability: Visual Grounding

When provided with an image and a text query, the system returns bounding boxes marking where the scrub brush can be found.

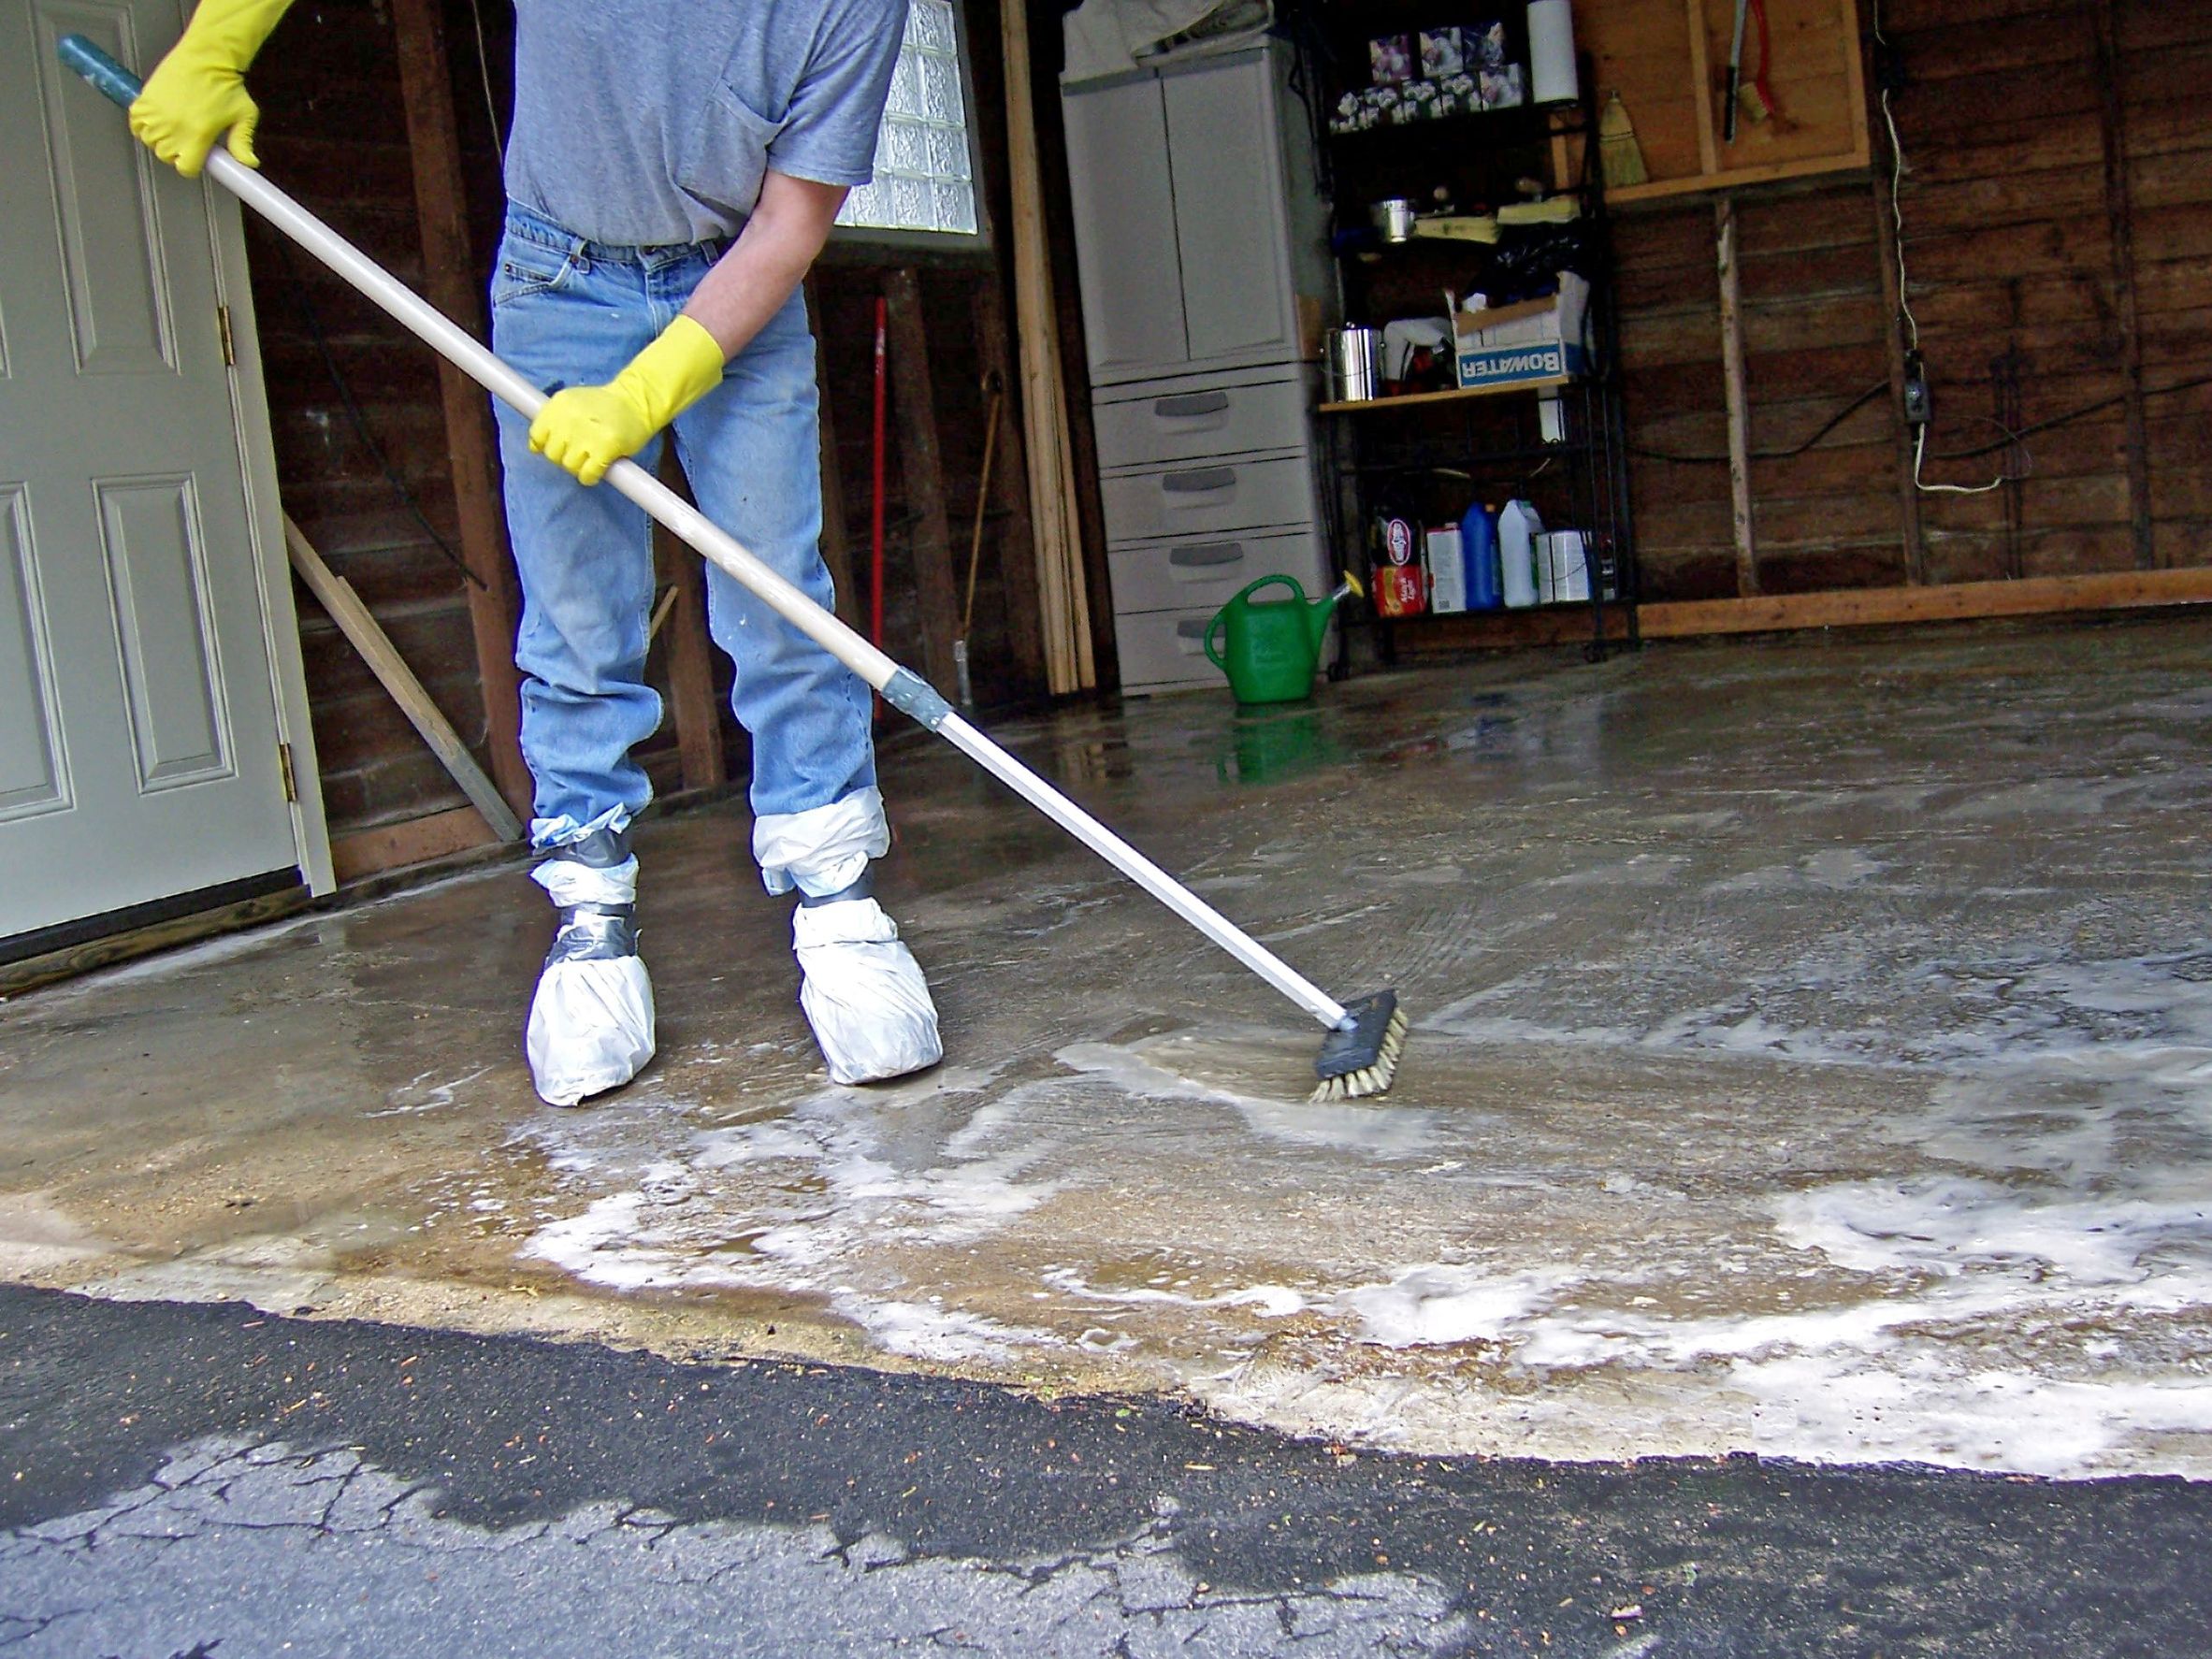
[1312,990,1410,1101]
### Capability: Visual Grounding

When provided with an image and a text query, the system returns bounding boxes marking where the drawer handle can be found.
[1170,541,1244,573]
[1153,390,1231,419]
[1175,618,1210,655]
[1161,467,1236,498]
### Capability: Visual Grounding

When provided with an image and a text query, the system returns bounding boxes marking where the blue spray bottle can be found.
[1460,501,1502,611]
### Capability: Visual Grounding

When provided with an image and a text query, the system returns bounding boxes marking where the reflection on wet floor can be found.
[6,616,2212,1477]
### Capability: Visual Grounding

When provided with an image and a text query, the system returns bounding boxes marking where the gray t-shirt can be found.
[505,0,909,246]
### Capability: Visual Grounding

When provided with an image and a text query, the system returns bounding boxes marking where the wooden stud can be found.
[329,804,501,884]
[1714,195,1758,596]
[1001,0,1098,693]
[388,0,532,818]
[803,278,864,630]
[0,886,311,998]
[880,268,964,692]
[1392,606,1640,656]
[1684,0,1720,178]
[651,453,728,793]
[282,514,523,841]
[2090,0,2154,570]
[1641,566,2212,639]
[970,277,1046,689]
[1836,0,1870,166]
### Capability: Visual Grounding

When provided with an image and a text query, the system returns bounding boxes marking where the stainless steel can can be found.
[1369,198,1418,242]
[1327,326,1382,402]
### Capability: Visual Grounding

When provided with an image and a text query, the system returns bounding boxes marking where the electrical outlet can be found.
[1901,352,1932,427]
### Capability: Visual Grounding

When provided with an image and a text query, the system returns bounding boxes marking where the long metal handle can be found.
[57,36,1352,1034]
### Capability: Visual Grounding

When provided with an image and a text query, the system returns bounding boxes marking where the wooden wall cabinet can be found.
[1569,0,1870,204]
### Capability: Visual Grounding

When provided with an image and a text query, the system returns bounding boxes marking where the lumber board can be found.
[329,804,500,884]
[881,268,964,693]
[1000,0,1096,693]
[972,278,1047,690]
[0,886,312,998]
[1391,607,1638,656]
[389,0,530,819]
[802,278,864,633]
[283,514,523,842]
[1641,565,2212,637]
[1715,197,1759,595]
[651,455,728,794]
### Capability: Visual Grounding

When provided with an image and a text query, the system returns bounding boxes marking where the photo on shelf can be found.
[1472,18,1510,67]
[1480,62,1525,108]
[1419,27,1466,79]
[1369,34,1415,86]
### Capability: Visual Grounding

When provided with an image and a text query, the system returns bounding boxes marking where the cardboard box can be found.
[1454,272,1590,389]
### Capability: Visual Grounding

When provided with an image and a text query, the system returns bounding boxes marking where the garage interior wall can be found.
[1623,0,2212,601]
[239,0,2210,879]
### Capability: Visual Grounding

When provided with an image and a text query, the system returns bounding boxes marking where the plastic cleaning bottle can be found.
[1498,498,1542,609]
[1461,501,1502,611]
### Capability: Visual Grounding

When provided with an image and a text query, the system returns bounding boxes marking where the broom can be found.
[59,36,1408,1104]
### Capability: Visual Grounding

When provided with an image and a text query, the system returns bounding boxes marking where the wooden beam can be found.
[388,0,531,819]
[1002,0,1099,693]
[329,804,499,885]
[880,267,963,692]
[282,514,523,842]
[1640,567,2212,640]
[2089,0,2154,570]
[1684,0,1720,177]
[0,886,311,998]
[803,278,864,631]
[971,276,1046,690]
[1714,195,1758,596]
[1393,606,1640,656]
[651,454,727,793]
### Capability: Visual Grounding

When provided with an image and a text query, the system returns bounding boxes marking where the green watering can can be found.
[1203,572,1357,706]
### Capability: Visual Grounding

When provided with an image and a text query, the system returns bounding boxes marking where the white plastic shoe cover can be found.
[793,897,942,1085]
[526,856,656,1107]
[754,787,890,898]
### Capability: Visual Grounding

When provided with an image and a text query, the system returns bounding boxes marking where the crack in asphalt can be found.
[4,1287,2212,1655]
[6,1436,1473,1655]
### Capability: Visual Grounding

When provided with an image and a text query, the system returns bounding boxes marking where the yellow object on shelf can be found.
[1411,214,1499,243]
[1496,196,1582,225]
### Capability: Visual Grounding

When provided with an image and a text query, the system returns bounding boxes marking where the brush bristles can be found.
[1310,1006,1410,1102]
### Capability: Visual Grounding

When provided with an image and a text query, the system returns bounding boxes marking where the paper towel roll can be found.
[1527,0,1578,106]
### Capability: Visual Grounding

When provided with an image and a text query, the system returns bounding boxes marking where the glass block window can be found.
[836,0,980,237]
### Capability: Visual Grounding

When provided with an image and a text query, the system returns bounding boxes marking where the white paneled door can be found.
[1,0,313,946]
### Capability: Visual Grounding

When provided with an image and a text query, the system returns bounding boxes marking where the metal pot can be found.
[1326,326,1382,402]
[1369,198,1418,243]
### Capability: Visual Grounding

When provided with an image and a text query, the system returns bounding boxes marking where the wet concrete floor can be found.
[6,615,2212,1479]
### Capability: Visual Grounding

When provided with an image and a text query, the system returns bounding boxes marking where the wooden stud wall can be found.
[244,2,504,840]
[1619,0,2212,606]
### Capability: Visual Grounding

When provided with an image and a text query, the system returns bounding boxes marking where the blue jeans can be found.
[488,203,875,848]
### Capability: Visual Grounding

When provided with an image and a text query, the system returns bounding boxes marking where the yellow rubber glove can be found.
[128,0,295,177]
[528,315,727,487]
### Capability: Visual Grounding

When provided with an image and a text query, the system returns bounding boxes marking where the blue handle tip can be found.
[57,34,145,108]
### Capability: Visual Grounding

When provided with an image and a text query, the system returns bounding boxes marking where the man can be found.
[130,0,943,1105]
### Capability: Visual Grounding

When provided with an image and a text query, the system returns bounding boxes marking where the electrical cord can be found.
[1873,0,2010,495]
[275,238,484,590]
[1630,379,1887,465]
[1923,368,2212,462]
[467,0,506,173]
